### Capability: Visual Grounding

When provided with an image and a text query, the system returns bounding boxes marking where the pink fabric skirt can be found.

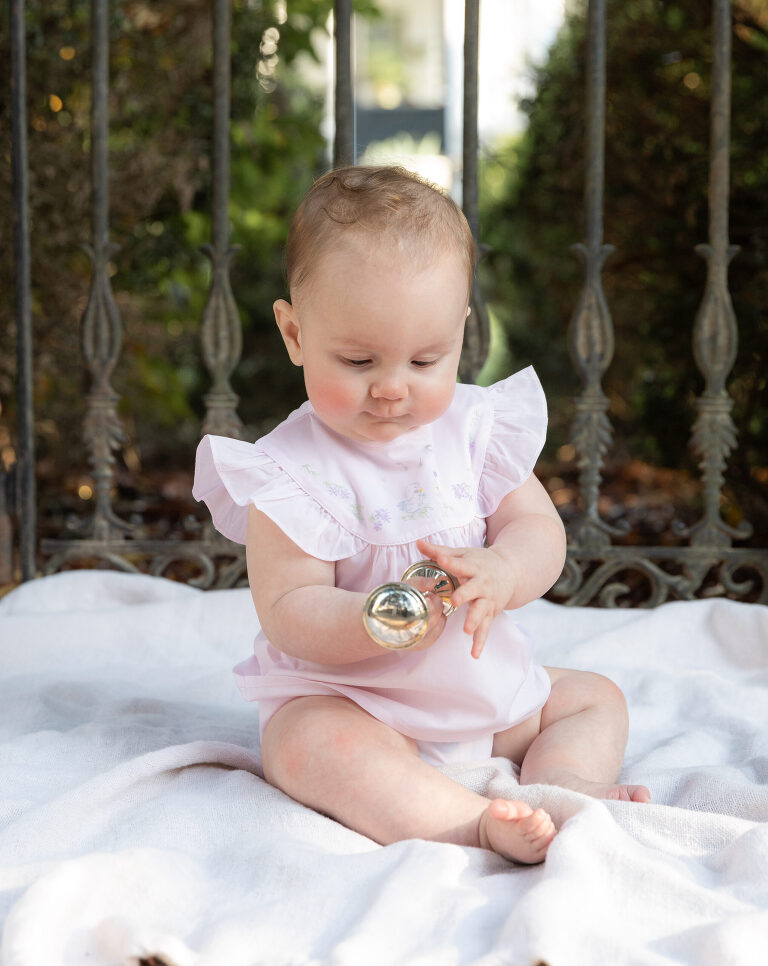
[235,612,551,752]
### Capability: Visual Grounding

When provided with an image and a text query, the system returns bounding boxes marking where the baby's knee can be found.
[549,668,628,724]
[261,696,366,788]
[578,670,628,719]
[596,673,629,723]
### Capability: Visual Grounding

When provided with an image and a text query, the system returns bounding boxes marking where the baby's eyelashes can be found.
[339,357,438,369]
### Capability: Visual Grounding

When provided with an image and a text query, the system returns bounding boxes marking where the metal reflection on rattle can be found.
[363,560,459,650]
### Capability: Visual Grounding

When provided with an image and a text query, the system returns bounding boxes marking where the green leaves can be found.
[479,0,767,528]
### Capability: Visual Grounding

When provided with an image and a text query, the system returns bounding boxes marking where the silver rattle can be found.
[363,559,459,650]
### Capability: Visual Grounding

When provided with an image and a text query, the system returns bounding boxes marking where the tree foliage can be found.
[0,0,339,495]
[479,0,767,528]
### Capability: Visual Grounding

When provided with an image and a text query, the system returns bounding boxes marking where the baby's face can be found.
[276,244,469,443]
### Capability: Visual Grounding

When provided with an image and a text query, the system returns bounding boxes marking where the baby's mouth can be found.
[366,410,408,421]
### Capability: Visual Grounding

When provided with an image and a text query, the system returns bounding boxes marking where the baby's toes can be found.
[521,808,557,845]
[488,798,533,822]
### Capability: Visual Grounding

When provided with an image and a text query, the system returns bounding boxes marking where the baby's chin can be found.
[361,421,419,442]
[325,417,423,444]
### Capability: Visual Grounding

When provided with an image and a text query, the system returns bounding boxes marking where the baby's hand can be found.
[416,538,515,659]
[401,573,448,651]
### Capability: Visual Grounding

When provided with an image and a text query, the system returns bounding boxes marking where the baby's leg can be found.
[493,668,651,802]
[261,695,556,864]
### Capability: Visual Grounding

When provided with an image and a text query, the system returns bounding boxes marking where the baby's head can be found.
[285,165,476,305]
[275,165,476,443]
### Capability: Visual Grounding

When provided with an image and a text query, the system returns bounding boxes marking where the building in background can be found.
[301,0,568,198]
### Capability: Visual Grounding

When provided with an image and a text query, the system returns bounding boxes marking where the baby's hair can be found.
[285,165,477,301]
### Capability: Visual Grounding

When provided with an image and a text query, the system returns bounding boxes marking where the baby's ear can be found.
[273,299,303,366]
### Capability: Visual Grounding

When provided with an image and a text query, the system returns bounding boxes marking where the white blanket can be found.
[1,570,767,966]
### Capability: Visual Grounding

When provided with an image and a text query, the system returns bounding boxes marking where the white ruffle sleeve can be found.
[476,366,548,516]
[192,435,366,560]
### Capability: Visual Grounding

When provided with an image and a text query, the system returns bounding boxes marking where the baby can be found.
[193,165,650,865]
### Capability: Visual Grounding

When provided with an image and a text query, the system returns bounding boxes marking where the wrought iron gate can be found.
[5,0,767,603]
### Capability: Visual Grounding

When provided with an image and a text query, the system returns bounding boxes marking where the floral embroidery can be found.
[452,482,472,501]
[324,481,353,501]
[352,503,365,522]
[302,463,318,476]
[370,508,391,531]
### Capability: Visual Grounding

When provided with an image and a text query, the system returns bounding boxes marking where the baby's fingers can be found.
[451,573,492,611]
[463,597,486,636]
[471,615,493,659]
[462,599,496,658]
[416,539,464,568]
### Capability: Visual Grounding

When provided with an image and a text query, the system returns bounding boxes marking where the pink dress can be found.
[193,367,551,761]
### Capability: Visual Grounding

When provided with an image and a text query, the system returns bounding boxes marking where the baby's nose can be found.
[370,370,407,400]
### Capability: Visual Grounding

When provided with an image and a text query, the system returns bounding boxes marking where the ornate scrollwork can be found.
[80,237,132,539]
[680,241,752,547]
[550,549,767,607]
[43,539,248,591]
[44,548,140,576]
[566,242,627,551]
[200,243,243,440]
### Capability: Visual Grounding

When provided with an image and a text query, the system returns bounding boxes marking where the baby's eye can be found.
[342,357,371,367]
[412,360,437,368]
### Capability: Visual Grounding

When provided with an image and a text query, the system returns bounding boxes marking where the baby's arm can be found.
[247,505,445,664]
[418,474,566,659]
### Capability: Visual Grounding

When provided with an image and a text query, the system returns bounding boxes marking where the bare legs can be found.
[261,668,649,866]
[262,695,556,864]
[493,668,651,804]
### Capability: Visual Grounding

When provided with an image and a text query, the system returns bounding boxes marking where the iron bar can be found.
[333,0,354,166]
[566,0,622,551]
[458,0,489,384]
[212,0,232,256]
[462,0,479,244]
[200,0,243,440]
[10,0,36,581]
[683,0,750,548]
[80,0,130,540]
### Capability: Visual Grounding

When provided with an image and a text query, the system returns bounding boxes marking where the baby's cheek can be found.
[420,382,457,424]
[306,375,358,417]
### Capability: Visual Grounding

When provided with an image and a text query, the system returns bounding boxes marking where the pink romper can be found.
[193,366,552,765]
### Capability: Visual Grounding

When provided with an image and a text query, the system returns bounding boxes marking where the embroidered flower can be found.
[452,482,472,501]
[370,508,391,531]
[324,481,353,501]
[352,503,365,522]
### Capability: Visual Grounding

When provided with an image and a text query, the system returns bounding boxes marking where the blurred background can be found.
[1,0,766,558]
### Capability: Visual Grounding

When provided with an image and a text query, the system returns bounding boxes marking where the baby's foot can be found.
[478,799,556,865]
[533,772,651,803]
[600,783,651,803]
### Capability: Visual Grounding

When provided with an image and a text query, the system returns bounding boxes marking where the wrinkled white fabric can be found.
[2,571,768,965]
